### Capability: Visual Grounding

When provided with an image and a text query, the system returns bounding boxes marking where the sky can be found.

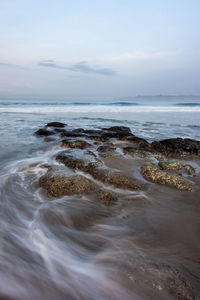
[0,0,200,100]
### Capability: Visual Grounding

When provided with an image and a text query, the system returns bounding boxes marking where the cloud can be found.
[38,60,116,76]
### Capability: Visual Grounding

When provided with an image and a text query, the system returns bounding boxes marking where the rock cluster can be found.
[34,123,199,200]
[141,164,194,191]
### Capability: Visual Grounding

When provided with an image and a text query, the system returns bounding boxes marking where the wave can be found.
[174,102,200,106]
[0,101,140,107]
[1,105,200,114]
[107,102,139,106]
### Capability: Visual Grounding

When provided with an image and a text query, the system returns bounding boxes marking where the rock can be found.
[56,150,140,190]
[45,122,66,128]
[158,160,184,171]
[97,143,116,157]
[123,146,151,158]
[35,128,54,136]
[39,166,93,197]
[89,167,141,190]
[95,190,117,205]
[184,165,196,175]
[124,136,149,149]
[61,139,92,149]
[150,138,200,157]
[102,126,134,139]
[56,149,102,172]
[158,159,196,175]
[39,166,117,205]
[141,164,194,191]
[139,262,195,300]
[61,130,84,138]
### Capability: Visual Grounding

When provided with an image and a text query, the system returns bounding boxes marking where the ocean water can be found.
[0,97,200,299]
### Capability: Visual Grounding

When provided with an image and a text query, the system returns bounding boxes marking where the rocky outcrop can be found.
[61,139,92,149]
[97,143,117,157]
[150,138,200,157]
[39,168,93,197]
[56,150,140,190]
[45,122,66,128]
[89,167,141,190]
[141,164,194,191]
[39,166,117,205]
[56,149,102,172]
[158,159,195,175]
[35,128,54,136]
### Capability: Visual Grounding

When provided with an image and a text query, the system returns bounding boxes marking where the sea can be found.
[0,96,200,299]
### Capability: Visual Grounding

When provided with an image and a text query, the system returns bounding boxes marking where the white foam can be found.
[1,105,200,114]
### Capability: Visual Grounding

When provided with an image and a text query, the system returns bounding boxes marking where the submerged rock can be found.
[35,128,54,136]
[89,167,141,190]
[141,164,194,191]
[45,122,66,128]
[123,136,149,148]
[61,139,92,149]
[97,143,117,157]
[137,262,195,300]
[56,149,102,172]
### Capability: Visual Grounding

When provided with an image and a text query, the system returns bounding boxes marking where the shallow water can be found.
[0,98,200,299]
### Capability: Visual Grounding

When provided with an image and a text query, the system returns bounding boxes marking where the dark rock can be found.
[102,126,134,139]
[150,138,200,157]
[61,130,84,138]
[35,128,54,136]
[125,136,149,148]
[97,143,116,153]
[45,122,66,128]
[56,150,102,172]
[61,139,92,149]
[53,128,67,134]
[141,163,194,191]
[102,126,132,134]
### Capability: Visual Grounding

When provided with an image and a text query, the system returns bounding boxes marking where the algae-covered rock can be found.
[39,166,93,197]
[97,143,117,157]
[158,160,184,171]
[150,138,200,157]
[39,166,117,205]
[61,139,91,149]
[56,150,140,190]
[158,160,196,175]
[56,149,102,172]
[89,167,141,190]
[141,164,194,191]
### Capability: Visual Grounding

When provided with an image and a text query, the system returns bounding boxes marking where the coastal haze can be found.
[0,1,200,300]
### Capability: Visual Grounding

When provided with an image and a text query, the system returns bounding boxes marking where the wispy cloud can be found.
[38,60,116,76]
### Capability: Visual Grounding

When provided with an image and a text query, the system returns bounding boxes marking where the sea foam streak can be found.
[1,105,200,113]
